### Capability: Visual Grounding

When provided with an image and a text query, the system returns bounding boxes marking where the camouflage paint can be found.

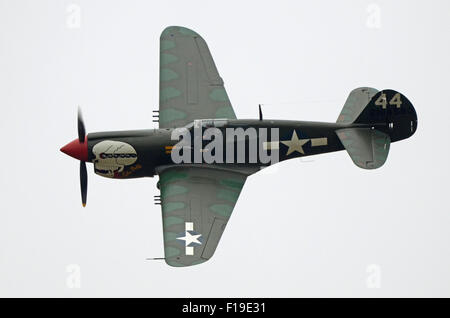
[209,88,229,102]
[164,232,178,242]
[215,106,236,119]
[160,53,178,66]
[210,204,234,218]
[158,166,247,267]
[160,68,179,82]
[160,87,181,103]
[164,246,181,258]
[161,184,188,199]
[337,87,378,124]
[220,178,245,190]
[217,189,240,203]
[163,216,185,227]
[159,170,188,186]
[75,26,417,268]
[163,202,186,213]
[159,108,186,124]
[160,40,175,51]
[178,26,199,37]
[336,128,391,169]
[159,25,237,129]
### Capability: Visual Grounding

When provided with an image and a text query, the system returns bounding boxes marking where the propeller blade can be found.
[78,108,86,143]
[259,104,263,121]
[80,161,88,207]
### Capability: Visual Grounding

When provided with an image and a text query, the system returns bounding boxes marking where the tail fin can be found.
[336,88,417,169]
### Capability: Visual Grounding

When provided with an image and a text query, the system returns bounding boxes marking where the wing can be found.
[158,26,237,128]
[157,166,247,267]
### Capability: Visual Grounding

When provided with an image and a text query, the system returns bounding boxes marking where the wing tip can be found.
[165,257,209,267]
[161,26,201,39]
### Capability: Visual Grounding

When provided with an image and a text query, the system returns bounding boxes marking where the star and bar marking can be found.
[264,130,328,156]
[176,222,203,256]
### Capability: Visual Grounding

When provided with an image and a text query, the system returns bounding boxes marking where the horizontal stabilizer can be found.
[337,87,379,124]
[336,128,390,169]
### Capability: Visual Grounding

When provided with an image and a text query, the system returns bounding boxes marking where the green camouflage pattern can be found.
[336,128,391,169]
[158,166,246,267]
[337,87,379,124]
[159,26,237,128]
[62,26,418,268]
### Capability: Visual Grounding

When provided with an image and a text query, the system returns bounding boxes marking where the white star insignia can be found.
[281,130,309,155]
[176,231,202,247]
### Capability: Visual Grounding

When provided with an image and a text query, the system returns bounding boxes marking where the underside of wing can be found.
[159,26,237,128]
[157,165,247,267]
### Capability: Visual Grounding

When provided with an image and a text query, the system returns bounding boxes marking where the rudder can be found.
[353,89,418,142]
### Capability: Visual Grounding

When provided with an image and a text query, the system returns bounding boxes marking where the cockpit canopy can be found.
[185,119,229,130]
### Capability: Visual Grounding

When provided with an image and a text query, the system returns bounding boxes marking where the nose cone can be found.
[60,137,88,161]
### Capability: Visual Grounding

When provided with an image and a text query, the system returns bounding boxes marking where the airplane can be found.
[60,26,418,267]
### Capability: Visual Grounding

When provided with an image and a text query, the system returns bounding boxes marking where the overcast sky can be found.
[1,0,449,297]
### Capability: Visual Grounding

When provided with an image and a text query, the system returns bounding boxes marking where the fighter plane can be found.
[61,26,417,267]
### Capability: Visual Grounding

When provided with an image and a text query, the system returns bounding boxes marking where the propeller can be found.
[60,108,89,207]
[80,161,87,207]
[78,108,86,143]
[78,108,88,207]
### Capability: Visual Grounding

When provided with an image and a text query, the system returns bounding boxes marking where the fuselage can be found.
[83,119,392,179]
